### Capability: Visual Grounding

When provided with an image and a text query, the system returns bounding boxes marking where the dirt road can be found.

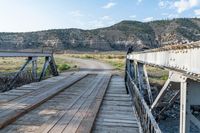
[65,57,114,73]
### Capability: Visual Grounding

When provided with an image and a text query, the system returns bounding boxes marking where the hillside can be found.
[0,18,200,51]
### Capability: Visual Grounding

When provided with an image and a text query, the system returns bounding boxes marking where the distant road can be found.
[64,57,114,73]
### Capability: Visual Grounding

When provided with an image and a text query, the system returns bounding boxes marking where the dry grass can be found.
[0,57,27,72]
[0,53,168,88]
[0,56,76,73]
[146,66,168,88]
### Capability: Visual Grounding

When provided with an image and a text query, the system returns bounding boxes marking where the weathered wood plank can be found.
[105,93,130,97]
[0,74,87,129]
[99,105,133,112]
[0,74,85,110]
[101,101,132,106]
[36,74,105,133]
[75,75,111,133]
[95,121,138,127]
[97,114,137,121]
[0,95,18,104]
[0,124,39,133]
[103,96,131,101]
[92,75,139,133]
[62,98,93,133]
[99,110,134,116]
[51,75,110,133]
[9,75,96,133]
[93,125,139,133]
[96,118,138,124]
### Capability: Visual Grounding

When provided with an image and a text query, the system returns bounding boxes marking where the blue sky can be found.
[0,0,200,32]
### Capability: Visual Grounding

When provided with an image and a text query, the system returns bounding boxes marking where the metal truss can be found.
[2,52,59,91]
[126,41,200,133]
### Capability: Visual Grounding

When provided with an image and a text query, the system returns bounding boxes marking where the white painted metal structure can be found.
[126,41,200,133]
[127,41,200,79]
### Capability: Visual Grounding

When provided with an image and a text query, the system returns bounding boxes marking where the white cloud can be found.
[159,0,199,13]
[101,16,112,20]
[129,15,136,19]
[159,1,165,7]
[173,0,199,13]
[159,1,173,8]
[143,17,154,22]
[102,2,116,9]
[69,10,83,17]
[137,0,143,5]
[194,9,200,17]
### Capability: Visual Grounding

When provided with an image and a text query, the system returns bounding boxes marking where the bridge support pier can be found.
[180,80,200,133]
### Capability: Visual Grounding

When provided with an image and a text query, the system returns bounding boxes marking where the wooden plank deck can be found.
[92,75,140,133]
[0,73,73,104]
[0,72,87,129]
[0,74,141,133]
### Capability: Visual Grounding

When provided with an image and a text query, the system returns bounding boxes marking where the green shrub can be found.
[84,55,93,59]
[58,63,70,72]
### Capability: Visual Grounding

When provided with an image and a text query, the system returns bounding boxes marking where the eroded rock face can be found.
[0,18,200,51]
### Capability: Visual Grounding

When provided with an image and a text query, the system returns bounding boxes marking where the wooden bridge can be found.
[0,72,140,133]
[0,41,200,133]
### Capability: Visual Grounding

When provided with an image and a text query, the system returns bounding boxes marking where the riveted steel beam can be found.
[127,41,200,79]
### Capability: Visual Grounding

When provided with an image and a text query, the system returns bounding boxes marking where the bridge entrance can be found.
[0,41,200,133]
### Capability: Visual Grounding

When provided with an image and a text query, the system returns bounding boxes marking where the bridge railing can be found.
[125,41,200,133]
[0,50,59,92]
[125,56,162,133]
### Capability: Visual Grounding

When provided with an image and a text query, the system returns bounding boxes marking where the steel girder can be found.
[126,41,200,133]
[127,41,200,79]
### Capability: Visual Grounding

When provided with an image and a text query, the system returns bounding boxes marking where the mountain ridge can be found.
[0,18,200,51]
